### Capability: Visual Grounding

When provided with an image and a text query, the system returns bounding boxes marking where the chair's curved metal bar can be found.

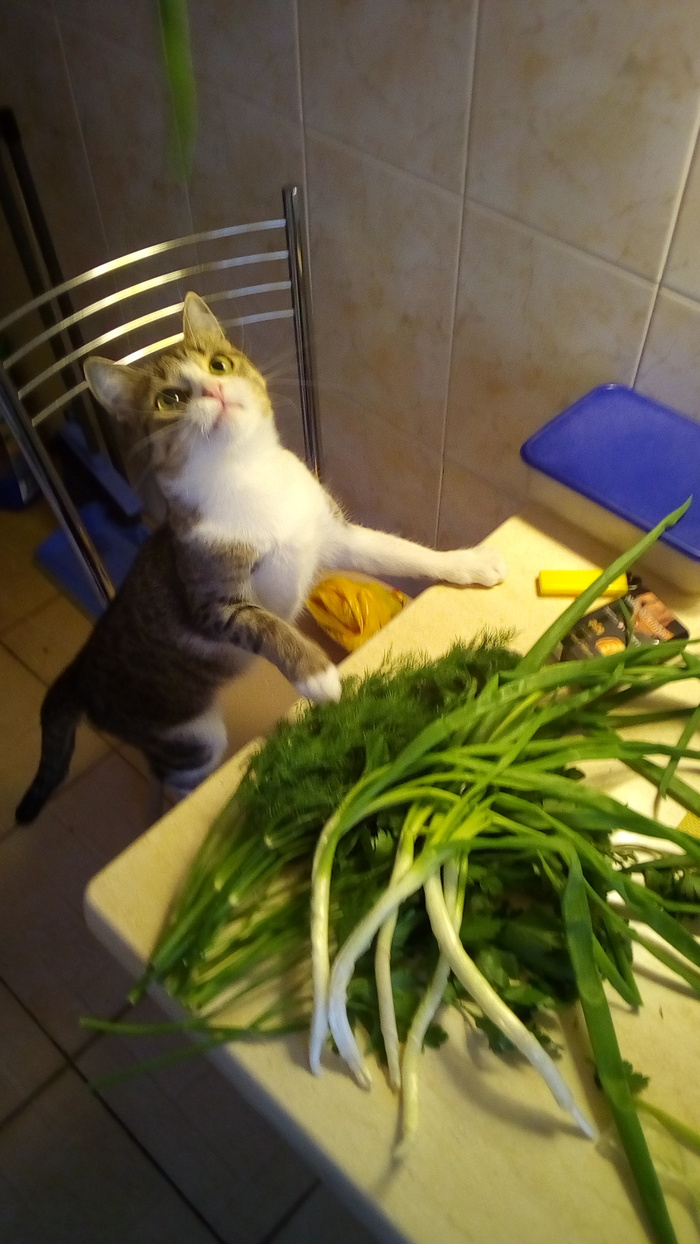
[19,302,183,399]
[0,217,287,334]
[4,270,290,370]
[0,369,114,608]
[18,254,290,399]
[32,309,295,425]
[118,309,294,366]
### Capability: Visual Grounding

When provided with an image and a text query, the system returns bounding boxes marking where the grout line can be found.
[293,0,310,203]
[257,1179,321,1244]
[0,590,60,644]
[435,0,481,549]
[52,4,111,262]
[465,192,657,289]
[78,1066,229,1244]
[629,93,700,390]
[303,126,462,205]
[0,1055,230,1244]
[0,974,227,1244]
[0,634,59,690]
[0,1064,68,1133]
[653,94,700,292]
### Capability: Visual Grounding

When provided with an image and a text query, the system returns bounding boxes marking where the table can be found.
[85,506,700,1244]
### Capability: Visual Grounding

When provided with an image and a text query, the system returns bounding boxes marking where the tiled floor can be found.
[0,500,375,1243]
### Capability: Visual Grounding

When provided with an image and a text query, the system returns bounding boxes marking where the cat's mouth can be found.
[213,400,244,430]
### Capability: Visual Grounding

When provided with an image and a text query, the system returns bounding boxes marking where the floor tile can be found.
[2,594,93,685]
[0,645,46,736]
[0,981,64,1126]
[0,1067,220,1244]
[1,718,111,836]
[270,1183,377,1244]
[79,996,318,1244]
[52,748,153,860]
[0,646,112,834]
[0,755,150,1054]
[0,503,58,633]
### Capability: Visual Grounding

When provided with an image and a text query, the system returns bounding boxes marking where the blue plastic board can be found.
[520,385,700,564]
[58,421,143,519]
[35,500,150,619]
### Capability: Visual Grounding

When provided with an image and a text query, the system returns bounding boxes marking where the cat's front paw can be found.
[295,664,342,704]
[442,546,507,588]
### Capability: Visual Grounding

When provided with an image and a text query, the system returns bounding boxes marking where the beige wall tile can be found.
[189,95,304,232]
[635,288,700,420]
[306,134,461,453]
[0,1,107,282]
[322,405,441,548]
[663,139,700,300]
[191,0,300,120]
[59,23,193,256]
[300,0,476,192]
[468,0,700,279]
[445,204,655,498]
[437,459,519,551]
[54,0,161,56]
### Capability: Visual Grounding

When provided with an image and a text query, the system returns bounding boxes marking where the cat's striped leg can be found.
[198,601,342,704]
[147,705,228,797]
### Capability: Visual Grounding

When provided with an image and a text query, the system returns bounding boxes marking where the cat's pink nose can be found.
[202,382,223,400]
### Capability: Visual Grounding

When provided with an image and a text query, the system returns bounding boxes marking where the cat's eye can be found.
[209,353,234,375]
[155,387,189,412]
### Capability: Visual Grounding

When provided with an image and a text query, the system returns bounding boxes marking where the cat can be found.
[16,292,506,823]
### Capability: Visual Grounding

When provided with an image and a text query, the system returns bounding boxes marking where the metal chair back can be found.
[0,185,321,609]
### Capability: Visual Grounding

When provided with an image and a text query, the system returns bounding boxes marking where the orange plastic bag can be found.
[306,576,409,652]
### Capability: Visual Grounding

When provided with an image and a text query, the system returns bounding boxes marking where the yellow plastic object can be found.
[307,576,409,652]
[678,811,700,839]
[537,569,628,598]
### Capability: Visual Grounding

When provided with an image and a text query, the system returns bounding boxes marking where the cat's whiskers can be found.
[259,347,297,380]
[267,392,300,419]
[128,417,186,460]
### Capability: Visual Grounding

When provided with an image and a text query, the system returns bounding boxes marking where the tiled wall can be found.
[4,0,700,551]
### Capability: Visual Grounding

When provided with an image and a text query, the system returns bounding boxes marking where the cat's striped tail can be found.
[15,662,84,824]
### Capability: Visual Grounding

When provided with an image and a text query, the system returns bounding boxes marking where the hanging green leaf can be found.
[158,0,197,182]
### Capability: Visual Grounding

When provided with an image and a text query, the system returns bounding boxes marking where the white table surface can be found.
[85,506,700,1244]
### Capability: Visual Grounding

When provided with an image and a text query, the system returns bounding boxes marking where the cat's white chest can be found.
[188,444,332,618]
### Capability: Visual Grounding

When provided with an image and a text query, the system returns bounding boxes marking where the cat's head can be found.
[84,293,275,482]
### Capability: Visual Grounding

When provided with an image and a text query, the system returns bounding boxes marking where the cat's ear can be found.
[182,292,226,346]
[84,356,141,418]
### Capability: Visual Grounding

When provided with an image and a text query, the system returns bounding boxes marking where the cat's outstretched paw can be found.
[296,664,342,704]
[442,546,507,588]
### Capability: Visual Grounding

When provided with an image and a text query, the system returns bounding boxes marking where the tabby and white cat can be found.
[16,293,506,823]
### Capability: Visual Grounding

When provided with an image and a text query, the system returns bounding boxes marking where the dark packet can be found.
[555,575,689,663]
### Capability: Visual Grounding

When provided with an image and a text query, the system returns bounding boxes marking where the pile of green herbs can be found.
[86,504,700,1244]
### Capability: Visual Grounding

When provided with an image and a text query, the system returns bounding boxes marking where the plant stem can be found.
[563,854,678,1244]
[424,869,595,1139]
[374,809,424,1090]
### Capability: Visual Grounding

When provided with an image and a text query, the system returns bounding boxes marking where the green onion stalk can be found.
[84,500,700,1244]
